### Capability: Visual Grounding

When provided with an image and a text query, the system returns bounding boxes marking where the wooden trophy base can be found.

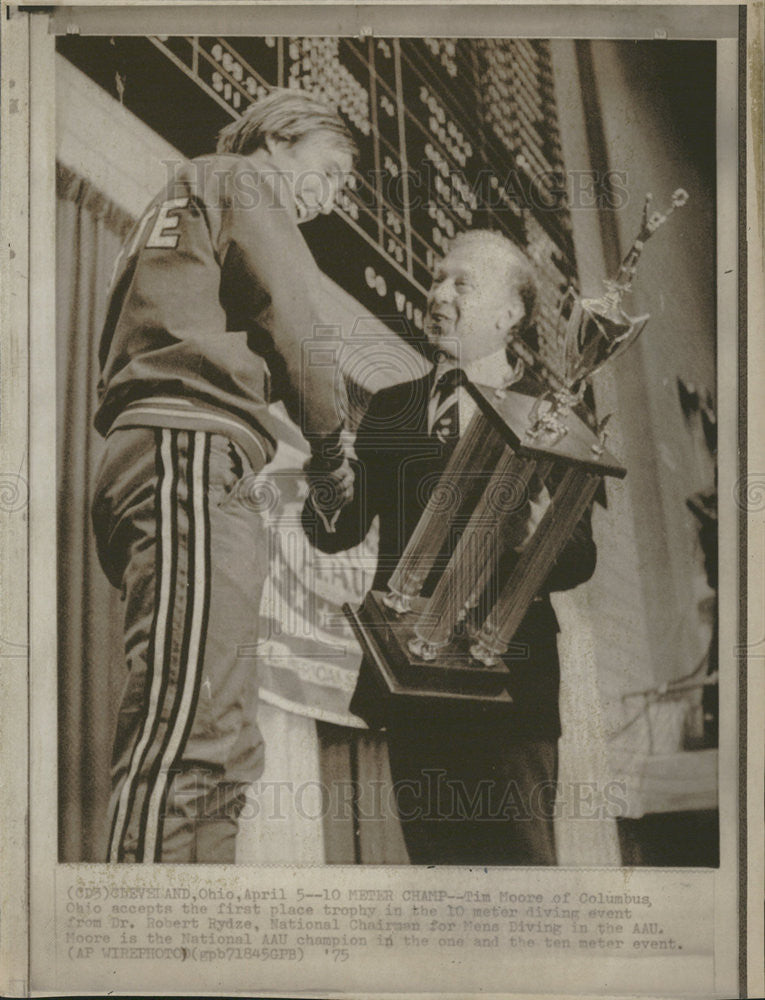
[344,591,514,728]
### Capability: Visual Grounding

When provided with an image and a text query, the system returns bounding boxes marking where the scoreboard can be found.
[58,35,578,368]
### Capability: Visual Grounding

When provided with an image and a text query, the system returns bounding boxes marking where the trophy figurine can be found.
[344,189,689,722]
[523,188,689,452]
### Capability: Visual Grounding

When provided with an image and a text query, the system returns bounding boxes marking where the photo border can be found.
[1,3,762,997]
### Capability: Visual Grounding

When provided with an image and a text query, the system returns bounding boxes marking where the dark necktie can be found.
[429,368,466,449]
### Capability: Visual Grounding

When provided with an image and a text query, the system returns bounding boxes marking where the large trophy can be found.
[345,190,688,723]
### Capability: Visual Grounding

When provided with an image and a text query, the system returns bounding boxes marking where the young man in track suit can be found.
[92,89,356,863]
[303,230,597,866]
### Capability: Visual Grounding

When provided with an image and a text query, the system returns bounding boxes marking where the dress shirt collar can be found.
[431,348,521,392]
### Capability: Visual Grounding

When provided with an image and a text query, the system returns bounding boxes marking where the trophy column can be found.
[383,410,506,613]
[470,467,602,665]
[408,451,553,659]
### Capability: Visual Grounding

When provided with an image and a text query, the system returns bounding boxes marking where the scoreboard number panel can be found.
[57,34,579,362]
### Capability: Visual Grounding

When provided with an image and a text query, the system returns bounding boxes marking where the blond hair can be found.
[217,87,358,162]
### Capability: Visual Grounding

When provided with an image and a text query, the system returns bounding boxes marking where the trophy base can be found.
[344,592,514,728]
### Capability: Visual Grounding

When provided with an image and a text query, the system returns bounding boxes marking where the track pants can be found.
[92,427,268,862]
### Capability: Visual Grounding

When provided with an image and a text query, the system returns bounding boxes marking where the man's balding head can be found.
[448,230,538,340]
[425,229,539,367]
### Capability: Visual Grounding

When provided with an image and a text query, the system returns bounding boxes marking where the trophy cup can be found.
[344,190,689,724]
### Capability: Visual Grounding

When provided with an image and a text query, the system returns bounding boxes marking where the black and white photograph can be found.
[1,2,761,997]
[56,23,720,869]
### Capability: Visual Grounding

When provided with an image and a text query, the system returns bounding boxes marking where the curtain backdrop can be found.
[56,164,134,863]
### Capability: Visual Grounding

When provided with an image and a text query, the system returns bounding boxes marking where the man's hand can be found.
[306,454,354,502]
[305,442,354,534]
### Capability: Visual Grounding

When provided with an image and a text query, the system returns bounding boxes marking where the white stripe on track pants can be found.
[92,426,268,862]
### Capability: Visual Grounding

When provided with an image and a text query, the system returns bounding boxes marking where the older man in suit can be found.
[303,229,596,865]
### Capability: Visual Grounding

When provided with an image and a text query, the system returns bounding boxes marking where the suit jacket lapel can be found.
[386,372,434,436]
